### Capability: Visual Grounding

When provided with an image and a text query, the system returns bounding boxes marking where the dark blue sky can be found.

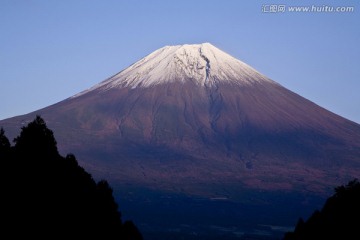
[1,0,359,123]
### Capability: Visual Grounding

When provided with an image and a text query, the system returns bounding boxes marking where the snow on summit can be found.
[73,43,274,97]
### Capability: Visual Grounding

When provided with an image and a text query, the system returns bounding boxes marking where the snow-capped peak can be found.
[73,43,274,97]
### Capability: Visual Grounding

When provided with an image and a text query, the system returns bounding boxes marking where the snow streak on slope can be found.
[72,43,275,98]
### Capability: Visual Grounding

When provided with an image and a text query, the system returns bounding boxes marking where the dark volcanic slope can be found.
[1,43,360,200]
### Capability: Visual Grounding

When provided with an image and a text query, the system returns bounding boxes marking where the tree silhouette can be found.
[283,178,360,240]
[0,127,11,167]
[0,127,10,151]
[14,115,58,159]
[0,116,143,240]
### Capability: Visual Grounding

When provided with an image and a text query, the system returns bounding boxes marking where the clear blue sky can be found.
[1,0,359,123]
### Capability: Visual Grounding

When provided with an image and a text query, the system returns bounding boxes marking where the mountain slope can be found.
[2,43,359,198]
[1,44,360,212]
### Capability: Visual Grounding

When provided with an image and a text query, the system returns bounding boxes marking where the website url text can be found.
[262,5,354,13]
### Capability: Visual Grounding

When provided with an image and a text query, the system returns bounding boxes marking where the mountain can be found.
[1,43,360,239]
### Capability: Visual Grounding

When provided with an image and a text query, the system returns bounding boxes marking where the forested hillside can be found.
[0,116,142,239]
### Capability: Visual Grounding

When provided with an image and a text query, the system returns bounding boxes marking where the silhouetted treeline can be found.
[0,116,142,239]
[283,178,360,240]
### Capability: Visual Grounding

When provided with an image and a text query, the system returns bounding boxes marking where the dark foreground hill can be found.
[0,116,142,239]
[283,178,360,240]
